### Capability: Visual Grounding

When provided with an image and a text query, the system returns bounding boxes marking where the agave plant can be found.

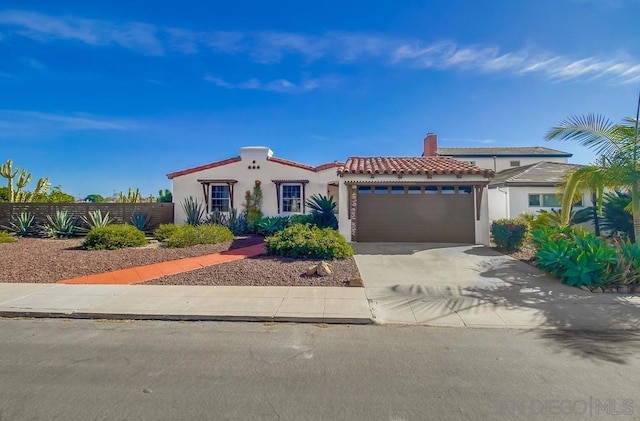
[81,210,114,230]
[130,212,152,231]
[5,212,36,236]
[182,196,205,226]
[306,194,338,229]
[42,210,79,238]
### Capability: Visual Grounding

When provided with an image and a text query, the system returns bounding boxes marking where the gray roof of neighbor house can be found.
[437,146,572,158]
[489,162,582,187]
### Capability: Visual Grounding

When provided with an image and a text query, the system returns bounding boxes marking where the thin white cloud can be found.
[2,9,640,83]
[0,110,136,131]
[204,75,333,93]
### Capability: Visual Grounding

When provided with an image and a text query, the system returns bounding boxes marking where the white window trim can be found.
[280,183,303,214]
[210,184,231,213]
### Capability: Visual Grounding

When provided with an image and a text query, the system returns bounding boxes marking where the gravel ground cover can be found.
[144,256,361,287]
[0,236,263,283]
[0,236,360,286]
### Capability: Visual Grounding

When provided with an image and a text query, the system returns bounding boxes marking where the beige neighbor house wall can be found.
[337,173,491,245]
[487,186,594,221]
[458,156,569,173]
[170,147,340,224]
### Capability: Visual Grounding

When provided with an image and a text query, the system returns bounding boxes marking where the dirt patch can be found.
[0,236,264,283]
[145,256,360,287]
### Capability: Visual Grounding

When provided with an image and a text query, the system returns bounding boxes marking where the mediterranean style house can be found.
[167,133,577,245]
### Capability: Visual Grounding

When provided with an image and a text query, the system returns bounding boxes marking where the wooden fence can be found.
[0,203,174,231]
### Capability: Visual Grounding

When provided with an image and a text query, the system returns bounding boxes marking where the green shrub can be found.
[0,231,16,243]
[289,214,314,226]
[83,224,147,250]
[153,223,178,241]
[606,240,640,286]
[491,219,528,252]
[164,224,234,248]
[256,216,290,236]
[265,223,353,259]
[532,226,617,288]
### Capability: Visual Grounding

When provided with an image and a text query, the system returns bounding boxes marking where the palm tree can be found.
[545,95,640,241]
[557,165,615,233]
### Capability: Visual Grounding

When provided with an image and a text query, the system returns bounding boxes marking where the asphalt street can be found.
[0,319,639,421]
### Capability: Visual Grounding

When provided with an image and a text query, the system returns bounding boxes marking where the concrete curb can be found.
[0,310,375,325]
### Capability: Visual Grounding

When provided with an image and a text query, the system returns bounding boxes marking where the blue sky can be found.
[1,0,639,198]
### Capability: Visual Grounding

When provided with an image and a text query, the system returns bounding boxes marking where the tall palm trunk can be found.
[632,182,640,242]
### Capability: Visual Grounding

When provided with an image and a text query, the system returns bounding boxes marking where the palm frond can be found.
[544,114,623,157]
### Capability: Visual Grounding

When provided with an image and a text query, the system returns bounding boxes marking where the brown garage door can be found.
[356,185,475,243]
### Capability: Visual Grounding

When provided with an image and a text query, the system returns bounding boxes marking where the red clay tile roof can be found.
[167,157,242,179]
[167,157,344,179]
[338,157,495,177]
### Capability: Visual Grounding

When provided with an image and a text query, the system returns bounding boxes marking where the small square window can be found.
[441,186,455,194]
[407,186,421,194]
[510,160,521,167]
[458,186,473,195]
[391,186,405,194]
[528,194,541,206]
[374,186,388,194]
[424,186,438,194]
[358,186,371,194]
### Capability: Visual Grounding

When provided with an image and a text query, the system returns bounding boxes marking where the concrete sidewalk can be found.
[0,283,373,324]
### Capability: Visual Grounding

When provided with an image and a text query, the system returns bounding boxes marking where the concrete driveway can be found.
[354,243,640,329]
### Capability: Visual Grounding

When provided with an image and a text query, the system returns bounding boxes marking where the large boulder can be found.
[316,261,332,277]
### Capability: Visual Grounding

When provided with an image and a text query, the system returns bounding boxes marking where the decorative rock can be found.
[349,277,365,287]
[580,286,591,292]
[604,288,614,293]
[306,265,317,276]
[630,285,639,294]
[617,285,629,294]
[592,287,603,293]
[317,261,332,277]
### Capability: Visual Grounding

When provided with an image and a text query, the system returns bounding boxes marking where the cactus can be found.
[117,187,141,203]
[0,159,50,202]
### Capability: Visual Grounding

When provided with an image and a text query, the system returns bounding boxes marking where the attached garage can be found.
[355,184,475,243]
[337,156,494,244]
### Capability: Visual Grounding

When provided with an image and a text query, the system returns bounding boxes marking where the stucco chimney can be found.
[423,133,437,156]
[240,146,274,161]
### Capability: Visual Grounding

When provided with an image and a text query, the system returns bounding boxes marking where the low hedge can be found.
[83,224,147,250]
[164,224,234,248]
[153,223,179,241]
[265,223,353,259]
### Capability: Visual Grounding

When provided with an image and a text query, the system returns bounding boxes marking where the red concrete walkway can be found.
[58,243,266,285]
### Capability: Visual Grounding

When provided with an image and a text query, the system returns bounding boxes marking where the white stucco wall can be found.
[453,156,568,173]
[337,174,492,245]
[487,186,594,221]
[170,149,339,224]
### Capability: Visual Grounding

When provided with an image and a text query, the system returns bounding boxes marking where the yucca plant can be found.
[42,210,78,238]
[81,210,114,230]
[130,212,152,232]
[306,194,338,229]
[182,196,205,226]
[4,212,36,237]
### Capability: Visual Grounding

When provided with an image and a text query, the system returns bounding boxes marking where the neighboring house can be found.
[487,161,593,221]
[167,146,342,224]
[422,133,572,172]
[337,156,494,245]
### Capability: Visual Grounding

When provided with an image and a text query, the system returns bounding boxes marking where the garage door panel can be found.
[357,189,475,243]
